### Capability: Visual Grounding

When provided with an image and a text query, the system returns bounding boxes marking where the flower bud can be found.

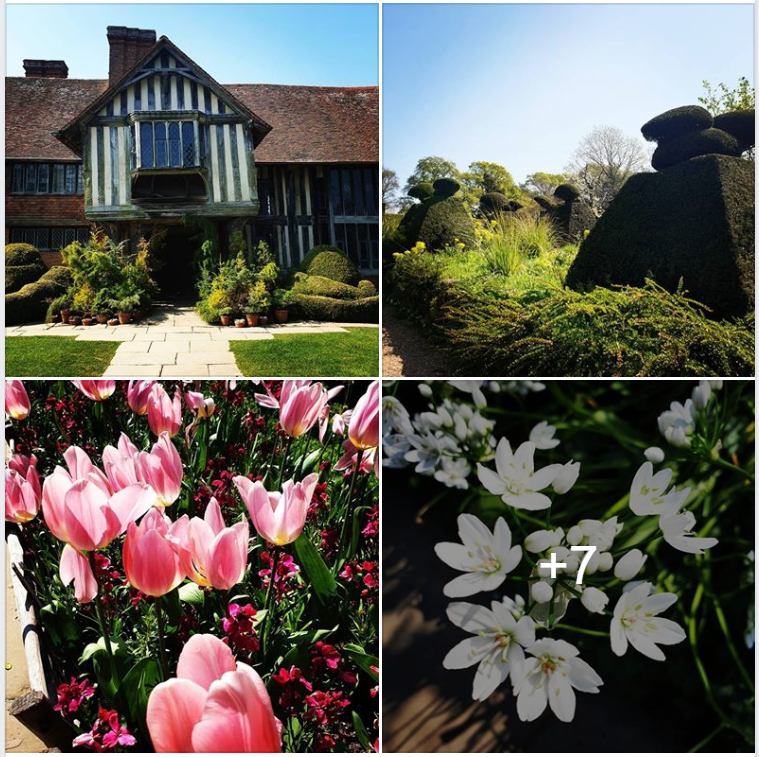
[418,383,432,398]
[644,446,665,464]
[553,460,580,495]
[524,528,564,553]
[566,525,583,546]
[531,581,553,604]
[581,587,609,614]
[692,381,711,410]
[597,551,614,572]
[614,548,647,580]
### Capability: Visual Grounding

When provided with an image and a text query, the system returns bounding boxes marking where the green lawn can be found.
[230,327,379,376]
[5,337,119,377]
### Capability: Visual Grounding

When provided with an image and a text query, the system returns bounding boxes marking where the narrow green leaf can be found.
[343,643,379,681]
[178,582,205,605]
[119,658,161,742]
[351,710,373,751]
[293,533,336,603]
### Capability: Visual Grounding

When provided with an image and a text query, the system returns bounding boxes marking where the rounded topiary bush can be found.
[306,250,360,285]
[641,105,714,143]
[533,195,555,211]
[291,293,379,322]
[5,268,72,325]
[6,243,43,268]
[417,196,476,250]
[479,192,510,214]
[300,244,344,272]
[713,109,755,151]
[6,263,47,294]
[553,184,581,203]
[408,182,434,201]
[293,272,363,300]
[357,279,377,297]
[433,178,460,198]
[651,128,743,171]
[40,265,74,289]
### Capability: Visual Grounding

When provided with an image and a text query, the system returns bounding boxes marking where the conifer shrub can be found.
[5,243,43,268]
[305,250,360,285]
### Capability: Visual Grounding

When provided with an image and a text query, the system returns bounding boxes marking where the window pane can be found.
[36,164,50,193]
[330,170,342,215]
[24,229,35,245]
[10,229,23,243]
[155,123,167,167]
[25,164,37,193]
[52,164,65,193]
[77,165,84,195]
[168,122,181,167]
[140,123,154,168]
[77,228,90,244]
[36,229,51,249]
[64,165,77,194]
[63,229,76,246]
[52,228,64,249]
[352,168,365,215]
[182,122,196,166]
[341,169,354,216]
[12,164,23,193]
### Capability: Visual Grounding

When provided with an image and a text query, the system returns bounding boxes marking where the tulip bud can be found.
[524,527,564,553]
[553,461,580,495]
[614,548,647,580]
[581,587,609,614]
[5,380,31,420]
[644,446,665,464]
[531,581,553,604]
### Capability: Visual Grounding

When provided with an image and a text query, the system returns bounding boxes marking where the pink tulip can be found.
[71,380,116,401]
[60,544,98,603]
[137,433,183,506]
[147,384,182,438]
[8,453,41,500]
[5,380,31,420]
[185,391,216,419]
[336,439,378,478]
[127,380,155,415]
[171,499,249,590]
[123,509,185,597]
[146,634,282,753]
[348,380,379,451]
[5,468,41,523]
[233,473,318,545]
[256,380,342,438]
[102,433,143,492]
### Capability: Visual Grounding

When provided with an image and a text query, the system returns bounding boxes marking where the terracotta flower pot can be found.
[259,315,269,326]
[107,318,119,327]
[245,313,259,327]
[60,308,71,323]
[118,312,131,325]
[96,313,109,324]
[234,319,247,328]
[220,314,232,327]
[82,317,94,327]
[274,308,290,323]
[51,313,61,324]
[69,315,82,326]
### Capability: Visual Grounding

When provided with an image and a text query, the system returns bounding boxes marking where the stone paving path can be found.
[5,305,378,378]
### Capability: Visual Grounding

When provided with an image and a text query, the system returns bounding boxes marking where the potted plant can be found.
[110,294,140,325]
[69,314,82,326]
[82,315,94,327]
[93,290,112,324]
[245,281,270,327]
[234,317,247,328]
[47,294,69,325]
[273,289,294,323]
[107,317,119,327]
[58,292,73,324]
[220,307,234,327]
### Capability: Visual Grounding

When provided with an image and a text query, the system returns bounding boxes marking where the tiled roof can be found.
[5,77,378,164]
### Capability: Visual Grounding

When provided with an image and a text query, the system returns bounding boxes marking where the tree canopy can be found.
[521,171,573,197]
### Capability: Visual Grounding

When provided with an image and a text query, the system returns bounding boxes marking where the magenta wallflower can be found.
[71,381,116,402]
[54,677,96,715]
[72,708,136,751]
[5,380,31,420]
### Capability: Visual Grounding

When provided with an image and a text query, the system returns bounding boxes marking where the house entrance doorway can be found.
[150,226,197,304]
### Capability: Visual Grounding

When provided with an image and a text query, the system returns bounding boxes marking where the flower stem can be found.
[276,437,293,490]
[87,552,119,687]
[710,454,754,483]
[155,596,170,681]
[556,624,610,637]
[262,547,280,655]
[338,449,364,558]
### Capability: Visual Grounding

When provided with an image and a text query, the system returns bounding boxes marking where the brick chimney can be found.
[107,26,156,85]
[23,60,68,78]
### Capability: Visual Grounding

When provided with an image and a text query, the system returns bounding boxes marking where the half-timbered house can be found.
[6,27,379,295]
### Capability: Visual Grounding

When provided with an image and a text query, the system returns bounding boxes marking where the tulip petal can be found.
[147,678,207,752]
[59,544,97,603]
[177,634,237,691]
[63,480,111,552]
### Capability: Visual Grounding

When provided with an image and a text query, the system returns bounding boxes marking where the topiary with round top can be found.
[553,184,581,203]
[6,243,44,268]
[713,109,755,151]
[305,249,360,285]
[479,192,509,215]
[432,178,460,198]
[651,128,743,171]
[641,105,713,143]
[408,182,434,201]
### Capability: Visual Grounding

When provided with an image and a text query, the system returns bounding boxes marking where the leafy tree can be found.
[382,168,400,214]
[521,171,573,197]
[699,77,755,115]
[460,161,522,206]
[403,156,460,195]
[566,125,650,214]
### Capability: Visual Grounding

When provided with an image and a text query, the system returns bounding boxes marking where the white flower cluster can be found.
[417,380,545,406]
[381,394,497,490]
[658,379,723,448]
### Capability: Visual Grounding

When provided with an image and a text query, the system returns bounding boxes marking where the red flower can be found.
[54,677,95,715]
[72,708,135,752]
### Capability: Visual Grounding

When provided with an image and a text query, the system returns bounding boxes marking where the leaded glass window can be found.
[11,164,23,193]
[168,122,181,167]
[65,165,77,194]
[140,123,154,168]
[182,122,196,166]
[154,123,167,167]
[24,164,37,193]
[52,164,65,193]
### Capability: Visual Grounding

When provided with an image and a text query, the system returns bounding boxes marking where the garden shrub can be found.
[479,192,510,215]
[713,109,755,151]
[418,197,477,250]
[290,293,379,322]
[300,245,344,272]
[5,243,43,268]
[651,128,743,170]
[408,182,434,201]
[553,183,581,202]
[6,267,73,325]
[305,250,360,285]
[293,273,364,300]
[357,279,378,297]
[641,105,713,143]
[433,178,460,198]
[6,263,47,294]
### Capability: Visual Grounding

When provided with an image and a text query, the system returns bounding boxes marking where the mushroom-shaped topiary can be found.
[651,128,743,171]
[433,178,460,198]
[408,182,434,201]
[553,184,581,203]
[641,105,713,143]
[479,192,510,214]
[508,201,523,212]
[713,109,755,151]
[533,196,555,211]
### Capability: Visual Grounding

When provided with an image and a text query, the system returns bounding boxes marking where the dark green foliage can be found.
[418,197,476,250]
[533,196,554,211]
[553,184,581,202]
[713,109,755,150]
[432,178,460,198]
[566,155,755,319]
[408,183,434,201]
[641,105,713,143]
[6,267,73,325]
[300,245,344,273]
[357,280,378,297]
[437,281,754,377]
[390,253,447,321]
[290,293,379,322]
[5,243,43,268]
[6,263,47,294]
[305,250,360,285]
[293,273,365,300]
[508,200,523,212]
[651,128,743,170]
[479,192,509,214]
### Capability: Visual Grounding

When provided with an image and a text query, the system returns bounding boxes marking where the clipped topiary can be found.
[290,293,379,322]
[6,262,47,294]
[5,266,73,325]
[651,128,743,171]
[408,182,434,201]
[6,243,44,268]
[418,197,476,250]
[432,178,460,198]
[641,105,713,143]
[479,192,510,215]
[357,279,377,297]
[553,184,581,203]
[293,272,364,300]
[713,109,755,151]
[533,196,555,211]
[508,200,523,212]
[306,250,360,285]
[300,244,344,272]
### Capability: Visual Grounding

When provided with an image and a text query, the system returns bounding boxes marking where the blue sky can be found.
[5,4,379,85]
[384,3,754,186]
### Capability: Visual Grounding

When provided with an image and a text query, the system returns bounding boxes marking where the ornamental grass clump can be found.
[5,379,379,753]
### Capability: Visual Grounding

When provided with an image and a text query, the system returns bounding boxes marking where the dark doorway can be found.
[150,225,198,303]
